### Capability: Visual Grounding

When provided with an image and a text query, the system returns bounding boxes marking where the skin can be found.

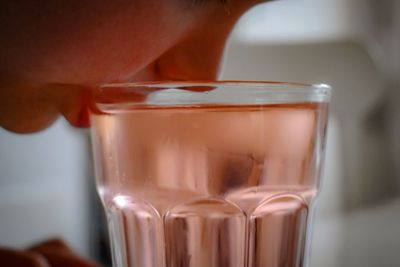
[0,0,267,133]
[0,0,268,265]
[0,239,99,267]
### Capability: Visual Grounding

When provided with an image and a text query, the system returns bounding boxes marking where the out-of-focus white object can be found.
[363,0,400,82]
[0,119,92,257]
[233,0,370,44]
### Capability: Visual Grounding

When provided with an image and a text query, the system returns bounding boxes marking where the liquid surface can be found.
[91,102,328,267]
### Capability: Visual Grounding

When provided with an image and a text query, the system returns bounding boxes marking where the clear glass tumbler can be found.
[89,81,331,267]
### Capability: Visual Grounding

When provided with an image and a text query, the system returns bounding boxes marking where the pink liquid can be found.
[91,102,328,267]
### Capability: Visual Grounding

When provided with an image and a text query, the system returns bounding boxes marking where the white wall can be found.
[0,119,93,257]
[234,0,370,44]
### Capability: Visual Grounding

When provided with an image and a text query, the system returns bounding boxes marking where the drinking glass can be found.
[89,81,331,267]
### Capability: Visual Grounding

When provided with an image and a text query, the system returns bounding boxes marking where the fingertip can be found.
[0,247,50,267]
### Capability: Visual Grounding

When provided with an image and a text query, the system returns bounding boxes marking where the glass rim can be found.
[101,80,330,90]
[94,80,331,108]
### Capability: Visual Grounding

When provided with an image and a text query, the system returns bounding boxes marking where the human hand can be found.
[0,239,99,267]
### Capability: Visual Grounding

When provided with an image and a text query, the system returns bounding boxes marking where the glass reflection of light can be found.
[113,195,129,208]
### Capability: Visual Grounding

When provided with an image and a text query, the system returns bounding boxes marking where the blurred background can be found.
[1,0,399,266]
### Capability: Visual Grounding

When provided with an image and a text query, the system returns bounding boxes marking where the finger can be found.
[28,239,73,254]
[0,247,50,267]
[32,252,99,267]
[28,239,100,267]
